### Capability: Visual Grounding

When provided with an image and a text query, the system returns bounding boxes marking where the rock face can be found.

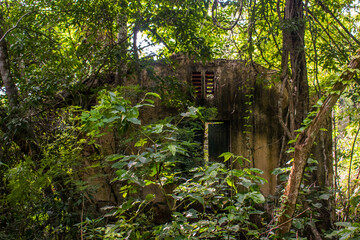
[134,55,283,195]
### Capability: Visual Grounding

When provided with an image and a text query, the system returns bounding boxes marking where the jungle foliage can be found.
[1,0,360,239]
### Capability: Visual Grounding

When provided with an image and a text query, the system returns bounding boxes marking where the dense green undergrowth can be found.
[1,89,360,239]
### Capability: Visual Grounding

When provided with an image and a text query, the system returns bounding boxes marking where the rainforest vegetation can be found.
[1,0,360,239]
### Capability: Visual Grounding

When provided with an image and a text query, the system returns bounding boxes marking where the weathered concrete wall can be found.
[136,56,283,195]
[84,55,333,205]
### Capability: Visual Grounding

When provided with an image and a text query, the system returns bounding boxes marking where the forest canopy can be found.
[1,0,360,239]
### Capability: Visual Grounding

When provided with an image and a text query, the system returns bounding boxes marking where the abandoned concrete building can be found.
[89,55,332,204]
[132,55,283,196]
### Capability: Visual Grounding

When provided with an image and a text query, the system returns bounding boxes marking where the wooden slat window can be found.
[205,72,215,97]
[192,72,202,98]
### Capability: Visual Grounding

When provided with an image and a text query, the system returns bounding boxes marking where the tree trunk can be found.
[114,1,128,87]
[114,3,128,157]
[0,14,39,157]
[282,0,309,130]
[277,51,360,234]
[0,20,18,108]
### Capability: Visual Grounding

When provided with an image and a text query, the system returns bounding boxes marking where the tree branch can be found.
[306,9,346,62]
[278,76,295,140]
[263,208,310,236]
[212,0,243,30]
[276,50,360,235]
[0,11,37,42]
[315,0,360,46]
[146,26,173,52]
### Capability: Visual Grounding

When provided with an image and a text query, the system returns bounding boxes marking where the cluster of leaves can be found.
[76,90,268,239]
[80,89,160,138]
[0,108,92,239]
[83,160,267,239]
[326,222,360,240]
[2,0,360,239]
[328,91,360,239]
[270,155,333,239]
[0,0,224,113]
[155,157,266,240]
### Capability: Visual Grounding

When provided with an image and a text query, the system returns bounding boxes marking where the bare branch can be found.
[146,26,173,52]
[315,0,360,46]
[212,0,243,30]
[262,208,310,236]
[306,9,345,61]
[0,11,37,42]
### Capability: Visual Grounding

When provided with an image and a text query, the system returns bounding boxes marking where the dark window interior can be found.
[208,121,230,161]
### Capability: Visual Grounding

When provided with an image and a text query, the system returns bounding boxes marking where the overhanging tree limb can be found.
[212,0,243,30]
[0,11,36,42]
[315,0,360,46]
[277,50,360,234]
[306,9,346,61]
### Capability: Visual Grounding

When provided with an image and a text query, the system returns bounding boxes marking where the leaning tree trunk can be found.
[277,51,360,234]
